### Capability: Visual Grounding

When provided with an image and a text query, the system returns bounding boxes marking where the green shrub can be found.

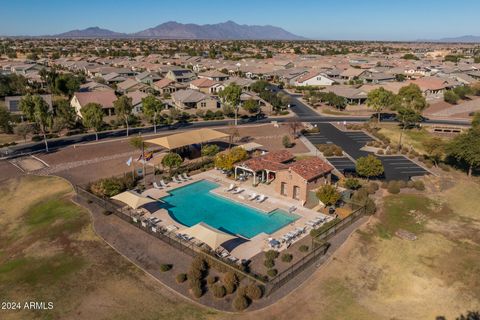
[245,284,263,300]
[232,294,250,311]
[377,149,384,155]
[299,245,309,252]
[176,273,187,283]
[191,257,207,272]
[413,180,425,191]
[387,181,400,194]
[264,250,279,260]
[267,269,278,277]
[281,253,293,263]
[189,278,202,290]
[160,264,172,272]
[191,284,203,298]
[211,284,226,298]
[282,135,293,148]
[264,259,275,268]
[344,178,361,190]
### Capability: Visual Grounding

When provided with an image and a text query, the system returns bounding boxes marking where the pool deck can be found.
[141,170,331,260]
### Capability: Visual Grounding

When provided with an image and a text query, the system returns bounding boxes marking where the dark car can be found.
[371,112,397,121]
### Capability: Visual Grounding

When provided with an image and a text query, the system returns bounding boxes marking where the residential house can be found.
[359,71,395,84]
[135,71,162,85]
[71,91,117,118]
[171,89,219,110]
[198,70,229,81]
[165,68,196,83]
[294,71,335,86]
[116,78,149,94]
[153,78,186,95]
[126,91,148,115]
[189,78,220,94]
[4,94,53,116]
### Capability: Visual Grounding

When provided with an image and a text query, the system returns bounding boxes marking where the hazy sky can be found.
[2,0,479,40]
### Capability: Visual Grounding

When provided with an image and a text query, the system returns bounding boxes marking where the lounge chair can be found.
[256,194,267,203]
[248,193,258,201]
[182,173,192,180]
[172,176,182,184]
[153,182,163,189]
[160,180,169,188]
[232,188,244,194]
[177,174,186,182]
[225,183,236,192]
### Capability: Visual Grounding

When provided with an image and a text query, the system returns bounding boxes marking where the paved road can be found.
[0,87,471,158]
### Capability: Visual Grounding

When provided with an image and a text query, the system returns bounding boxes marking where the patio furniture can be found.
[232,188,244,194]
[160,180,169,188]
[153,182,163,189]
[172,176,182,184]
[225,183,236,192]
[256,194,267,203]
[182,173,192,180]
[248,193,258,201]
[177,174,186,182]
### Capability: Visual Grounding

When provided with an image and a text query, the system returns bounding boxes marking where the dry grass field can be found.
[0,172,479,320]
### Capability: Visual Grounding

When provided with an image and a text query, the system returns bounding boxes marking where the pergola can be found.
[234,159,287,185]
[145,128,229,150]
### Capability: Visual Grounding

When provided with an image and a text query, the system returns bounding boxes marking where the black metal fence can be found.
[74,185,366,297]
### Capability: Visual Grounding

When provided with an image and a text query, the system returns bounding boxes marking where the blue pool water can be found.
[159,180,298,239]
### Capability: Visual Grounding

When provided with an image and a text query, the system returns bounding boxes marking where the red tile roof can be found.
[288,157,333,181]
[239,150,294,172]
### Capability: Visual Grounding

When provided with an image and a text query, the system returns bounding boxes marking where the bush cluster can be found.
[316,144,343,157]
[89,173,136,197]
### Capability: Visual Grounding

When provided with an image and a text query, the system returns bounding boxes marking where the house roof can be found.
[172,89,207,103]
[287,157,333,181]
[153,78,174,89]
[239,150,294,172]
[189,78,217,88]
[199,70,228,78]
[117,78,143,91]
[409,77,449,91]
[74,91,117,109]
[126,90,148,106]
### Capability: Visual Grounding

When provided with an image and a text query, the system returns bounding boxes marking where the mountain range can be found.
[418,35,480,43]
[51,21,306,40]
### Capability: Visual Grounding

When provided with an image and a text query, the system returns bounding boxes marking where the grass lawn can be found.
[377,123,449,154]
[0,176,216,320]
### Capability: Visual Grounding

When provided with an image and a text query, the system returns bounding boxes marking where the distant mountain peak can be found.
[419,35,480,43]
[50,21,306,40]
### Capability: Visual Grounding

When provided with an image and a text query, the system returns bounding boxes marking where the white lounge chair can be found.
[232,188,244,194]
[160,180,169,188]
[177,174,186,182]
[172,176,182,184]
[225,183,236,192]
[153,182,163,189]
[248,193,258,201]
[256,194,267,203]
[182,172,192,180]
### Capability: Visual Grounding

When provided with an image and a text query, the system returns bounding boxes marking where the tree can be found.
[81,102,103,141]
[355,155,384,180]
[366,87,396,122]
[214,147,247,170]
[114,95,133,136]
[226,122,240,148]
[219,83,242,125]
[447,128,480,177]
[54,74,81,97]
[129,136,147,186]
[14,122,32,142]
[0,106,12,133]
[423,137,444,166]
[201,144,220,157]
[162,152,183,172]
[397,84,428,112]
[396,107,422,147]
[402,53,419,60]
[242,99,260,114]
[316,185,341,206]
[20,94,52,152]
[251,80,270,93]
[444,90,459,104]
[142,95,163,133]
[282,135,293,148]
[54,99,76,130]
[287,117,302,139]
[453,85,472,99]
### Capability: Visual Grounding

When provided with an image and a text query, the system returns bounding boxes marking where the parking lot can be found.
[305,123,429,180]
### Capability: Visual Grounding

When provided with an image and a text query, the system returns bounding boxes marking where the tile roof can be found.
[288,157,333,181]
[74,91,117,109]
[153,78,174,89]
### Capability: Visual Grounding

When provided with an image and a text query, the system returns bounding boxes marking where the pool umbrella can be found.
[111,191,156,210]
[180,222,236,251]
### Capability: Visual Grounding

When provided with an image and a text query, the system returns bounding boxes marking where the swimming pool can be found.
[159,180,298,239]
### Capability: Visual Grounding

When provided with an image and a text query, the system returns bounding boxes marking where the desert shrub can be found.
[264,259,275,268]
[407,181,414,188]
[367,182,379,194]
[386,149,392,155]
[267,269,278,277]
[438,163,450,171]
[223,271,239,294]
[397,180,407,189]
[188,268,202,281]
[281,253,293,263]
[282,135,293,148]
[376,149,384,155]
[160,264,172,272]
[381,181,388,189]
[299,245,309,252]
[232,294,250,311]
[424,161,433,168]
[265,250,280,260]
[206,275,217,285]
[191,256,207,272]
[344,178,361,190]
[89,174,136,197]
[189,278,202,290]
[176,273,187,283]
[323,150,333,157]
[245,284,263,300]
[211,284,226,298]
[191,284,203,298]
[413,180,425,191]
[387,181,400,194]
